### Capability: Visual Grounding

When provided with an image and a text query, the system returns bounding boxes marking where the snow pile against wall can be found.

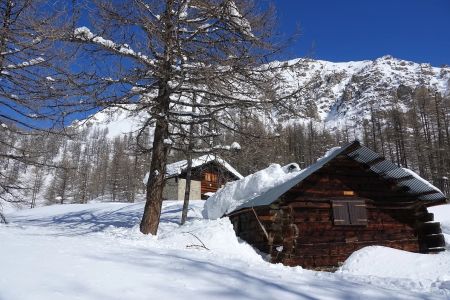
[337,246,450,291]
[338,204,450,292]
[202,163,301,219]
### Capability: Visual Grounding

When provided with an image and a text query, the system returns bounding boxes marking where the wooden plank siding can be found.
[229,198,424,270]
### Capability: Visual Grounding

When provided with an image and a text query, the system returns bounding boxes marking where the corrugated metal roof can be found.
[231,140,446,213]
[347,145,446,202]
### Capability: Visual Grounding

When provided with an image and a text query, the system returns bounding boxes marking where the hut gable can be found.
[165,155,243,181]
[145,155,243,201]
[226,141,447,270]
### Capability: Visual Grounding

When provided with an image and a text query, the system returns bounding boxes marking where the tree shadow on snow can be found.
[9,202,198,236]
[83,248,440,300]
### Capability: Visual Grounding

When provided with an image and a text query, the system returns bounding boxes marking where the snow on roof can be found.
[401,168,443,195]
[203,141,447,219]
[202,163,302,219]
[143,155,243,185]
[166,155,243,179]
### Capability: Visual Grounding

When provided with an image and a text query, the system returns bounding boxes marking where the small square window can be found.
[332,200,368,226]
[204,172,217,182]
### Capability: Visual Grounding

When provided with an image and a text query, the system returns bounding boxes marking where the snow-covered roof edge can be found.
[229,142,357,212]
[228,140,447,214]
[166,154,243,180]
[143,154,243,184]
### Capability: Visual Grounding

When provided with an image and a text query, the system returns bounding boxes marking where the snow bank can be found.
[338,246,450,291]
[2,201,449,299]
[337,203,450,293]
[203,163,301,219]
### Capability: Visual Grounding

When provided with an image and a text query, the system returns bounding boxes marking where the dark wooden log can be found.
[423,234,446,248]
[419,222,442,235]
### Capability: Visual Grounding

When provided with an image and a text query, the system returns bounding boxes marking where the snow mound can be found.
[202,163,302,219]
[157,218,263,262]
[6,200,262,262]
[338,246,450,290]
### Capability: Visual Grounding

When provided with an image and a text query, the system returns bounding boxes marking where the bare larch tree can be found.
[69,0,299,234]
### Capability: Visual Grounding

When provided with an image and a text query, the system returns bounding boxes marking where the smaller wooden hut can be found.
[160,155,243,200]
[227,141,447,270]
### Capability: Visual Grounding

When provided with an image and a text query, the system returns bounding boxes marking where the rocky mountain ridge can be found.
[277,55,449,127]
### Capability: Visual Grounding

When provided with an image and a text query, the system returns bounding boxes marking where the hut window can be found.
[204,172,217,182]
[332,200,368,226]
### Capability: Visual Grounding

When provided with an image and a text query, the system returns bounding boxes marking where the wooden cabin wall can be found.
[229,155,445,270]
[229,207,274,255]
[229,199,427,270]
[276,199,422,269]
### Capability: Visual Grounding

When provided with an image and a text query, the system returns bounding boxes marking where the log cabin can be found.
[145,155,243,200]
[226,141,447,270]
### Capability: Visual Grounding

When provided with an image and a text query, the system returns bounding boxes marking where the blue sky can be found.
[273,0,450,66]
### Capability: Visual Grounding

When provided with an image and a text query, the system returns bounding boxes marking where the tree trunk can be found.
[0,0,13,67]
[181,154,193,225]
[181,95,197,225]
[140,82,171,234]
[140,1,174,235]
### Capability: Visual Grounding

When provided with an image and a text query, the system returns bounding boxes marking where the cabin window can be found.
[204,172,217,183]
[332,200,368,226]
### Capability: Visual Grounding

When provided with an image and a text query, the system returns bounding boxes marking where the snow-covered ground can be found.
[1,201,449,300]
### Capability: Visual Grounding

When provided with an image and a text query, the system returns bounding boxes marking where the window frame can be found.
[331,200,368,226]
[203,172,218,183]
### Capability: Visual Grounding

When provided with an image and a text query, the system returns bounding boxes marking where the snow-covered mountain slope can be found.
[277,55,450,127]
[72,104,150,138]
[1,201,449,299]
[76,56,450,135]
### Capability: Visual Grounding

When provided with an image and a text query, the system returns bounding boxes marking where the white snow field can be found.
[1,201,449,300]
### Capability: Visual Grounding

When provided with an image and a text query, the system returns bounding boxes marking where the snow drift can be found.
[338,246,450,291]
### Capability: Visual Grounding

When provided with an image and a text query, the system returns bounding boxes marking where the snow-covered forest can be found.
[2,67,450,208]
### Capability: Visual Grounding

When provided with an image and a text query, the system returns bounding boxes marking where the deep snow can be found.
[1,201,449,300]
